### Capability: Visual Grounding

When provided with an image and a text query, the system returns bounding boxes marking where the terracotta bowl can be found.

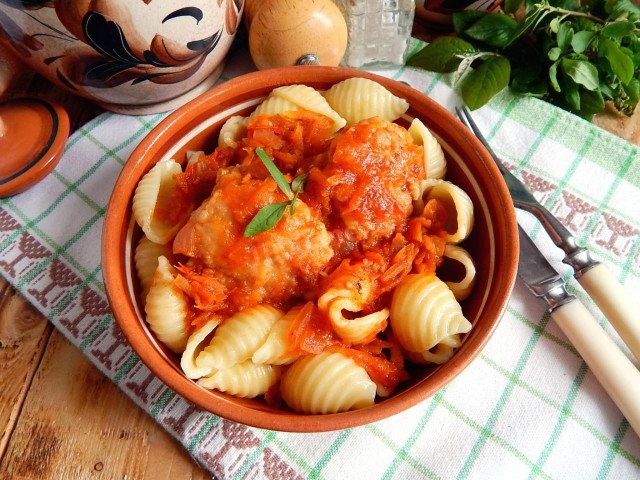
[103,66,519,432]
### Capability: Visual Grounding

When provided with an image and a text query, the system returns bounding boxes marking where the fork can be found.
[456,105,640,363]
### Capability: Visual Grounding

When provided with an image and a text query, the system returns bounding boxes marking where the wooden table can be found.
[2,34,640,479]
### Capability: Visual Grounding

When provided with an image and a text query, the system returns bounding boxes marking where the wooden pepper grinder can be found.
[248,0,348,70]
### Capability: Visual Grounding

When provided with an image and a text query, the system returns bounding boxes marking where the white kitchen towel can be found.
[1,43,639,479]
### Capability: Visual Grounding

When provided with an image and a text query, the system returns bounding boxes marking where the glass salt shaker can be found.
[334,0,416,69]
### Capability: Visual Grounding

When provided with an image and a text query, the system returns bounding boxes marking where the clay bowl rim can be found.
[102,66,519,433]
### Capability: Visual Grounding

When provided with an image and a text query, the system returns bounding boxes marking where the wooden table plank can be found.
[0,277,52,459]
[0,328,209,480]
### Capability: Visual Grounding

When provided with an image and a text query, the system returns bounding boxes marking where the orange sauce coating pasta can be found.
[164,111,451,393]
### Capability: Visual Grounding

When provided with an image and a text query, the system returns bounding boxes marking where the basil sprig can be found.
[243,148,309,237]
[408,0,640,118]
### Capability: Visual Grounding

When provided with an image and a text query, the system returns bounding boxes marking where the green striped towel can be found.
[0,42,639,479]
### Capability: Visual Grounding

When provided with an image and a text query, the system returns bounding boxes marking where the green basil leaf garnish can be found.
[256,147,292,199]
[243,201,290,237]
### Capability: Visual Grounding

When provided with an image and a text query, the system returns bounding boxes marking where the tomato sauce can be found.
[162,112,452,394]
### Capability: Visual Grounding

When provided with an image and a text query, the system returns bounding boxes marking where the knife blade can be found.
[456,105,640,364]
[517,225,640,436]
[517,226,571,308]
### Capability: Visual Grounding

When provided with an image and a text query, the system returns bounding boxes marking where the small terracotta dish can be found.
[102,67,519,432]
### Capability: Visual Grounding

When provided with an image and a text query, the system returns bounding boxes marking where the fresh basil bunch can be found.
[408,0,640,119]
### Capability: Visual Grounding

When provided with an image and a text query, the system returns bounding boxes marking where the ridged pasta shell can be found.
[271,84,346,131]
[145,256,189,353]
[181,318,221,379]
[442,245,476,301]
[250,94,300,119]
[196,305,283,370]
[408,118,446,180]
[390,274,472,352]
[186,150,204,165]
[134,235,172,303]
[252,304,303,365]
[318,278,388,345]
[197,361,281,398]
[218,115,249,149]
[404,334,462,365]
[322,293,389,345]
[280,352,376,414]
[323,77,409,125]
[418,179,474,244]
[132,158,183,245]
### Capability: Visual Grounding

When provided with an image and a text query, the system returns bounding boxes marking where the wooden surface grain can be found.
[0,322,208,480]
[1,28,640,480]
[0,277,51,461]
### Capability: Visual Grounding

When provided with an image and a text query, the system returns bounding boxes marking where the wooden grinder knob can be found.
[243,0,262,29]
[249,0,348,70]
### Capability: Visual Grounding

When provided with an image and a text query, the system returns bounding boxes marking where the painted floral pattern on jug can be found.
[0,0,244,110]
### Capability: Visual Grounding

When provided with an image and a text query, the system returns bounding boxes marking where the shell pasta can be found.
[134,235,172,302]
[196,305,283,370]
[390,274,472,353]
[145,256,189,353]
[132,159,184,245]
[133,79,478,414]
[252,305,304,365]
[442,245,476,301]
[408,118,446,181]
[323,77,409,124]
[198,361,282,398]
[280,352,376,414]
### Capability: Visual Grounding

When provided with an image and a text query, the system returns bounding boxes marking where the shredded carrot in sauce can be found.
[162,112,454,396]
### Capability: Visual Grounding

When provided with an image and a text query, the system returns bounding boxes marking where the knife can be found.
[517,225,640,435]
[456,105,640,364]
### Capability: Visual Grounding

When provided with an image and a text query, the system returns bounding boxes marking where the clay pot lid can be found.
[0,97,70,197]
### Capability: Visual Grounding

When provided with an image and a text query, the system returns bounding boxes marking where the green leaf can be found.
[605,0,640,22]
[563,78,581,111]
[288,192,298,219]
[557,23,574,51]
[571,31,596,53]
[549,61,561,92]
[243,201,289,237]
[511,77,548,97]
[560,58,599,90]
[452,10,487,35]
[513,64,541,85]
[464,14,518,48]
[506,8,545,46]
[601,21,635,38]
[256,147,292,199]
[548,47,562,61]
[460,55,511,110]
[579,88,605,115]
[504,0,523,14]
[600,80,615,99]
[625,77,640,101]
[407,37,476,73]
[291,172,309,193]
[623,77,640,112]
[549,18,560,34]
[599,37,634,84]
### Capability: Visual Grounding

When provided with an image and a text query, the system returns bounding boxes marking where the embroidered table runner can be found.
[1,42,639,479]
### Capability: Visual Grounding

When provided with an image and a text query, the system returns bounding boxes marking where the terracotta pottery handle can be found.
[0,40,26,97]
